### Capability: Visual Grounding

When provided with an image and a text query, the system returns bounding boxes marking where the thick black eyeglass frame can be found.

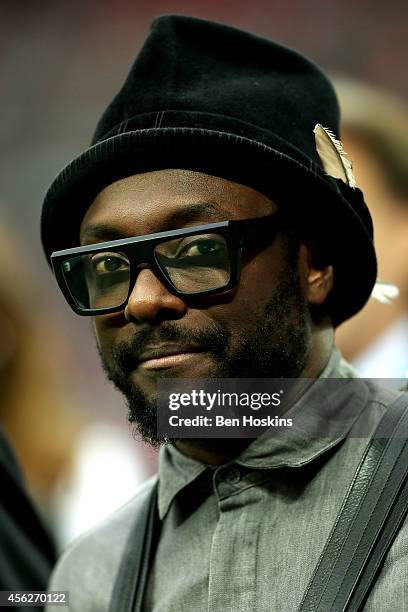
[51,213,283,316]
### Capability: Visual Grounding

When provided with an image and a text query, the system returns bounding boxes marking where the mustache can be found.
[112,321,230,374]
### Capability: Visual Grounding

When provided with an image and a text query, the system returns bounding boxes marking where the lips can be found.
[136,343,205,370]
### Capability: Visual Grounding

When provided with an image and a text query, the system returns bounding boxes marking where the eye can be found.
[90,253,129,275]
[178,238,223,257]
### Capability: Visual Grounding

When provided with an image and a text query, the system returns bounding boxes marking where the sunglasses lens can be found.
[61,251,130,310]
[154,233,231,293]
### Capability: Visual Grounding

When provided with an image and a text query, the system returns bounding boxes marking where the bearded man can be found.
[41,15,408,612]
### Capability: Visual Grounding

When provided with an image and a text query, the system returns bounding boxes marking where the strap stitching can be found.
[334,440,407,607]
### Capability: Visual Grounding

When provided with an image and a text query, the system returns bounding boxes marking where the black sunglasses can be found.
[51,213,284,316]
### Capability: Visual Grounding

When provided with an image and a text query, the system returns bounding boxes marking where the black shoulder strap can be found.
[108,481,160,612]
[299,393,408,612]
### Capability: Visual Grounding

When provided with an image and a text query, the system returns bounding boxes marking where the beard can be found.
[98,247,310,448]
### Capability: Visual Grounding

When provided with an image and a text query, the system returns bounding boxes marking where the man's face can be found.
[80,169,312,445]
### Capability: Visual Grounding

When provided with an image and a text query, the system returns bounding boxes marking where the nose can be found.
[124,268,187,324]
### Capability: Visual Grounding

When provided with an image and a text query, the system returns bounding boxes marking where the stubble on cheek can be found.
[93,321,118,378]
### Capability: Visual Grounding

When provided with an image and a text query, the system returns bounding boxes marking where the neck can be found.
[301,316,334,378]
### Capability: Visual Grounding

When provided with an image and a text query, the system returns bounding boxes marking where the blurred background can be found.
[1,0,407,550]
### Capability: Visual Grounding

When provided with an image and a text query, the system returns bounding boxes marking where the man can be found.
[41,15,408,612]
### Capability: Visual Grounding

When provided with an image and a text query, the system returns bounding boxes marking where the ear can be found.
[298,244,334,306]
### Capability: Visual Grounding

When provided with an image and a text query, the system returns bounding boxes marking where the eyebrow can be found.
[80,201,223,243]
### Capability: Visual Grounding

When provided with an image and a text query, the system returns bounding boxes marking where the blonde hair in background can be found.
[0,214,80,510]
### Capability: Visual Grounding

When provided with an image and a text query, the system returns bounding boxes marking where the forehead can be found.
[80,169,276,243]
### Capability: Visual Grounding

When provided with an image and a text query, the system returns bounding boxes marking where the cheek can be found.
[92,316,122,365]
[237,242,286,308]
[206,245,285,339]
